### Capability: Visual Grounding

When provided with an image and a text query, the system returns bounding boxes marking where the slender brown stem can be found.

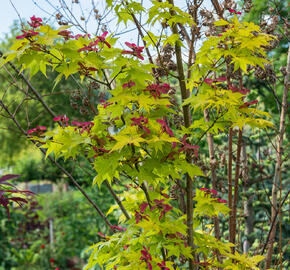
[167,0,195,268]
[278,169,283,268]
[230,68,244,251]
[105,180,131,220]
[242,142,254,253]
[187,30,195,80]
[232,128,243,250]
[228,128,233,246]
[141,182,152,208]
[0,50,57,119]
[203,110,220,238]
[224,42,234,250]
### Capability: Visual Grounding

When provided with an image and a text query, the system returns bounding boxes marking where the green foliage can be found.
[0,188,116,270]
[0,3,282,269]
[0,22,104,167]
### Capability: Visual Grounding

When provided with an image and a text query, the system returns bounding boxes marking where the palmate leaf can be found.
[214,19,230,26]
[110,135,146,152]
[174,160,204,178]
[55,61,79,79]
[143,31,162,48]
[93,153,120,186]
[224,252,265,270]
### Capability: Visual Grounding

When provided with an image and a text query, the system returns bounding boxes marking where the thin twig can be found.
[0,50,57,119]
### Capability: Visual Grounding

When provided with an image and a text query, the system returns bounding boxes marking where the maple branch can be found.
[231,69,244,251]
[0,99,114,232]
[0,50,133,223]
[0,50,57,119]
[195,110,227,144]
[105,180,131,220]
[141,183,152,208]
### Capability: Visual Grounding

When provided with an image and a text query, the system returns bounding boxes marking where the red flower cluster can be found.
[143,83,170,99]
[200,187,227,204]
[98,232,108,238]
[239,100,258,109]
[73,33,91,40]
[140,246,152,270]
[16,16,43,39]
[194,261,211,267]
[125,183,139,190]
[110,225,127,232]
[156,119,174,137]
[122,42,144,60]
[78,32,110,52]
[229,9,242,15]
[58,30,73,40]
[204,76,226,86]
[131,116,151,134]
[200,187,217,195]
[229,84,250,95]
[28,16,43,28]
[96,31,111,48]
[122,81,135,89]
[71,121,94,134]
[78,41,99,53]
[151,199,173,220]
[216,198,227,203]
[178,135,200,158]
[53,115,69,126]
[27,125,47,135]
[134,210,149,224]
[100,99,113,108]
[157,261,170,270]
[92,146,110,157]
[16,30,39,40]
[78,62,97,75]
[139,202,149,213]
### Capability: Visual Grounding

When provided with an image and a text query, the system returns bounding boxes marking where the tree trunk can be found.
[265,46,289,269]
[241,142,254,253]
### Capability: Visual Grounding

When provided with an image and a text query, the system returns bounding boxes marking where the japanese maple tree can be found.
[1,0,284,269]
